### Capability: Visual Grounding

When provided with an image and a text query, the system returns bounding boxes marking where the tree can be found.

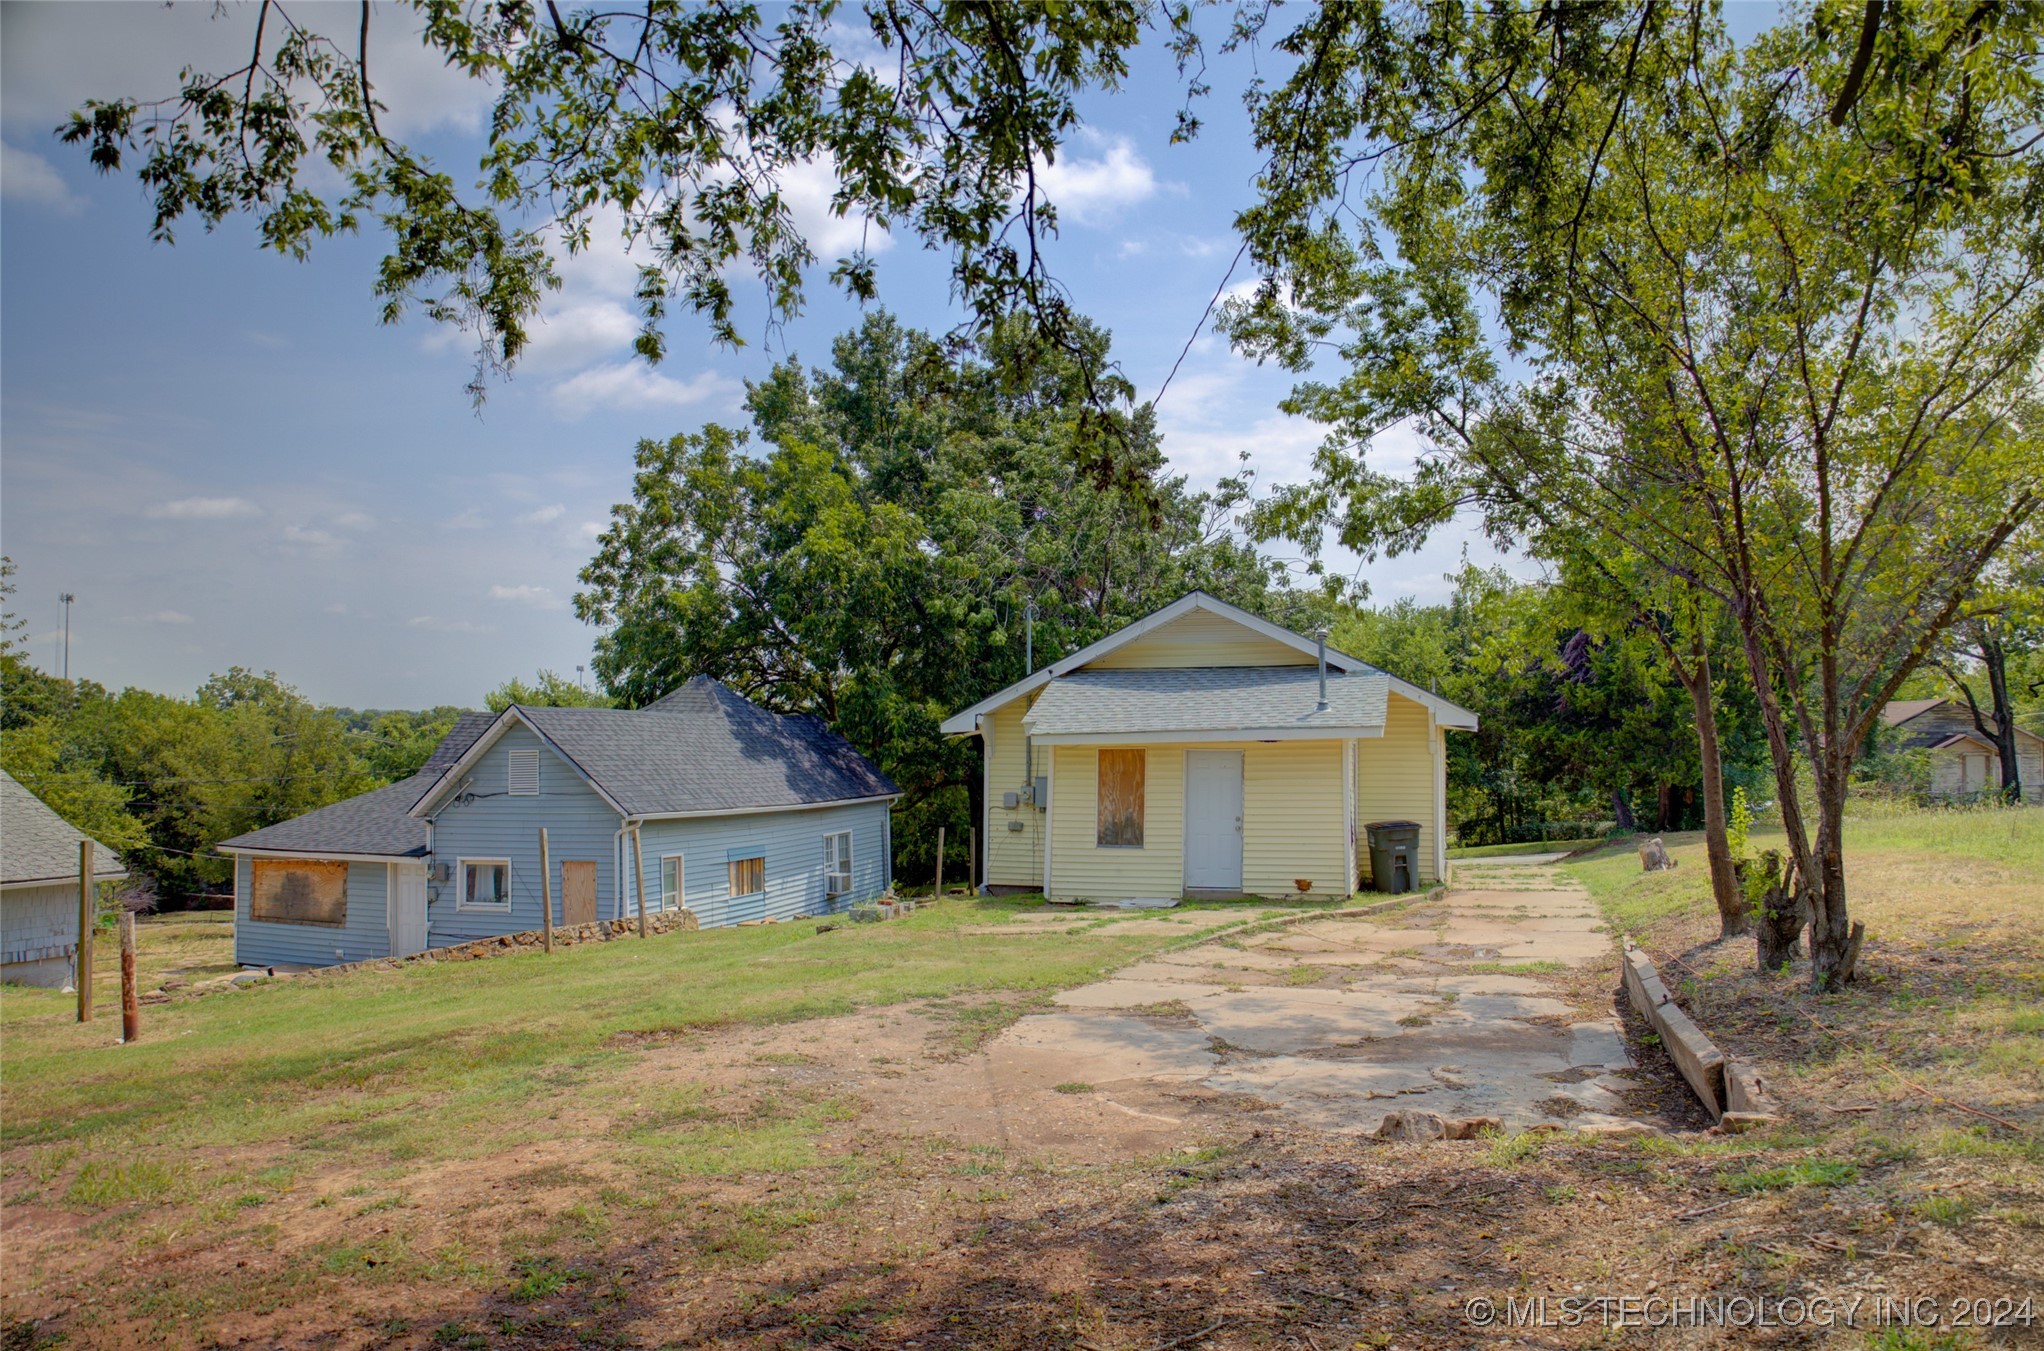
[484,670,612,712]
[62,3,1908,405]
[575,311,1303,875]
[1224,5,2044,989]
[1936,538,2044,802]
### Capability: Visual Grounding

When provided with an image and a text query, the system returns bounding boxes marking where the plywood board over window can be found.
[250,858,349,927]
[1097,749,1146,848]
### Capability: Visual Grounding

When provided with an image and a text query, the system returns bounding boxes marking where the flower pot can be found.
[1295,879,1313,894]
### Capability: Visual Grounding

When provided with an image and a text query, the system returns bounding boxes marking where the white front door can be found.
[390,863,430,956]
[1183,750,1244,891]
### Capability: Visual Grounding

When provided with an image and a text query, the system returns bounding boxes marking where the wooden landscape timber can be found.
[1621,942,1777,1129]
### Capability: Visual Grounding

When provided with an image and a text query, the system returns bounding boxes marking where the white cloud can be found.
[578,520,606,540]
[406,615,493,635]
[517,504,565,526]
[334,510,377,531]
[777,156,894,261]
[548,362,743,418]
[488,584,562,609]
[1036,134,1164,227]
[1,3,490,138]
[141,610,193,625]
[281,524,342,549]
[518,298,643,375]
[1,140,83,213]
[144,496,261,521]
[447,510,486,530]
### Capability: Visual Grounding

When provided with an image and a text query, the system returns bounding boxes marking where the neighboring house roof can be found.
[1928,732,2000,752]
[1022,666,1391,741]
[1882,698,1947,727]
[1,768,127,887]
[1881,698,2044,751]
[939,591,1478,736]
[412,677,901,820]
[217,712,494,859]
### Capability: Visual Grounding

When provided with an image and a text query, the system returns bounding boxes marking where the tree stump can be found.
[1740,848,1806,974]
[1638,837,1679,872]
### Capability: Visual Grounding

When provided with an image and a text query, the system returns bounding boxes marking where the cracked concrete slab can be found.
[988,862,1640,1134]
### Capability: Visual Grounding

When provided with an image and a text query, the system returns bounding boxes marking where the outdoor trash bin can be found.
[1366,820,1422,894]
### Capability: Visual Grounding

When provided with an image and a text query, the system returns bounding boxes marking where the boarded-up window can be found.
[728,856,765,897]
[1097,750,1145,848]
[250,858,349,927]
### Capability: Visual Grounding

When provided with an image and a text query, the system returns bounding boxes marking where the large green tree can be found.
[1223,3,2044,989]
[575,312,1303,875]
[63,2,1908,404]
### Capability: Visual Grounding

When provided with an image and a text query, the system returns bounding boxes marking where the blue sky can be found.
[1,1,1524,710]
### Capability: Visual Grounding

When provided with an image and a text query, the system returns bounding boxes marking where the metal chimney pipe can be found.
[1315,627,1329,712]
[1025,600,1036,674]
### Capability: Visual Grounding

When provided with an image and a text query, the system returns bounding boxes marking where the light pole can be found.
[576,664,586,690]
[58,593,74,681]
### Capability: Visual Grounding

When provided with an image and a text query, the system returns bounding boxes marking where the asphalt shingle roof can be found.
[516,678,899,816]
[1022,665,1390,738]
[218,711,494,857]
[1,769,126,886]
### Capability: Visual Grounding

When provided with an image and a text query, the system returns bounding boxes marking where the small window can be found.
[1097,749,1145,848]
[823,831,853,897]
[660,855,683,911]
[508,749,539,795]
[728,855,764,898]
[459,859,511,911]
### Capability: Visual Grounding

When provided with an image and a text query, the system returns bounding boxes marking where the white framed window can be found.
[823,831,853,897]
[457,858,511,912]
[508,749,540,795]
[660,854,683,911]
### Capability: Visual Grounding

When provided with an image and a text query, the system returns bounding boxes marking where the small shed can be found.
[1,769,127,988]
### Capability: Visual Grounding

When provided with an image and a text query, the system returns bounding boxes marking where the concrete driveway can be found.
[996,861,1635,1133]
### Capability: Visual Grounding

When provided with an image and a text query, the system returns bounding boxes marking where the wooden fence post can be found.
[632,827,649,939]
[935,826,944,898]
[76,839,93,1023]
[119,911,139,1044]
[539,827,554,954]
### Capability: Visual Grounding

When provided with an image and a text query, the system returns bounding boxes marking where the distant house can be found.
[219,678,899,970]
[1881,698,2044,803]
[1,769,127,987]
[940,592,1479,902]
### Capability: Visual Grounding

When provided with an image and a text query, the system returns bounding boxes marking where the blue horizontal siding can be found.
[425,723,624,945]
[629,800,890,929]
[233,856,392,968]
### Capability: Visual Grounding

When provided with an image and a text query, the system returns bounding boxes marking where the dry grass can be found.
[1566,805,2044,1312]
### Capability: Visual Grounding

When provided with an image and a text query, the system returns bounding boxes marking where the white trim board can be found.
[1023,725,1386,747]
[215,846,424,865]
[939,591,1478,736]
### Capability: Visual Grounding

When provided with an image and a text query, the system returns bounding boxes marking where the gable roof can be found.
[939,591,1478,735]
[1023,666,1391,740]
[411,677,900,821]
[1,769,127,887]
[1882,698,2044,749]
[217,712,494,859]
[1882,698,1948,727]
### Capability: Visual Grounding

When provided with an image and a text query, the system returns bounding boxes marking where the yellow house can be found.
[940,592,1479,902]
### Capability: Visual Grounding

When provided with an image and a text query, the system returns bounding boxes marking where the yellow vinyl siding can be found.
[1085,608,1311,670]
[1353,692,1439,885]
[1240,741,1347,898]
[983,698,1045,887]
[1047,741,1347,901]
[1051,745,1185,900]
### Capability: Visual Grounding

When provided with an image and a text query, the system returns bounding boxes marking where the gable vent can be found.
[508,749,540,796]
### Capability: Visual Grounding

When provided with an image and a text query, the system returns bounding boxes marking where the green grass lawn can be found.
[1446,837,1601,859]
[1,895,1279,1204]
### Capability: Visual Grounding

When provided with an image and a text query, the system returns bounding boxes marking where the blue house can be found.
[218,678,899,969]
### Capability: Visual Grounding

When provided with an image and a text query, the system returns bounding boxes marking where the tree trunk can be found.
[1957,632,2024,802]
[1808,762,1857,991]
[1683,649,1747,937]
[1612,787,1635,833]
[1742,849,1805,972]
